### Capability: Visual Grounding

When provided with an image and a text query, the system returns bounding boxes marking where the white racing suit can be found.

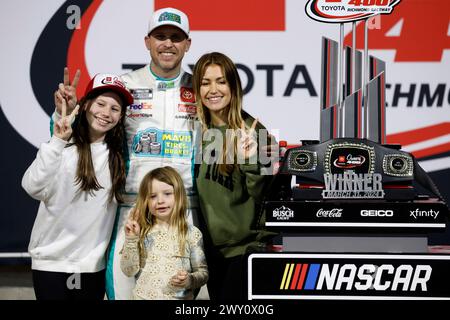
[105,65,201,300]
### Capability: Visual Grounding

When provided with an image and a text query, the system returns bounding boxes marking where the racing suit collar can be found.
[149,65,180,81]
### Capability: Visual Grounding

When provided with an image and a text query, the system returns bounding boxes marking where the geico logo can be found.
[281,263,432,292]
[360,209,393,217]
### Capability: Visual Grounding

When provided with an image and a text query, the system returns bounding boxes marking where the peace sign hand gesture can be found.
[54,67,80,115]
[237,119,259,160]
[53,93,79,141]
[125,209,141,237]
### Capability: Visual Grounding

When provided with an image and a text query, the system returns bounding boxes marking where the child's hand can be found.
[53,95,79,141]
[170,270,190,288]
[55,67,80,116]
[125,211,140,237]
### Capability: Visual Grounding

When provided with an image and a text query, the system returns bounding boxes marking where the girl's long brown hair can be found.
[192,52,245,176]
[134,166,188,267]
[70,90,126,202]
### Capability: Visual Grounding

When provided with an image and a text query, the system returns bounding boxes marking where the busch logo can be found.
[273,206,294,221]
[316,208,343,218]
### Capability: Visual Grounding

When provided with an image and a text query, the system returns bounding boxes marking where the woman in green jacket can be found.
[192,52,276,300]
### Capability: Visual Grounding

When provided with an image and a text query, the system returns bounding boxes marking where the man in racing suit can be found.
[107,7,200,300]
[55,7,201,300]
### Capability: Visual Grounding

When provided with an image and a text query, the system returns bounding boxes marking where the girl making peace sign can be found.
[22,72,133,300]
[120,166,208,300]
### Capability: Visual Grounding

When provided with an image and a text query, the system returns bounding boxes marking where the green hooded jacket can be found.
[195,112,276,258]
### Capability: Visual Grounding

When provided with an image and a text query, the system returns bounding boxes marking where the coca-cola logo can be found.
[316,208,343,218]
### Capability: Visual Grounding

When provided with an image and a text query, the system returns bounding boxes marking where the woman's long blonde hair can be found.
[133,166,188,266]
[193,52,245,176]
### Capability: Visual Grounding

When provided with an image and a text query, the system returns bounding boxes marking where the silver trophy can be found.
[319,18,386,143]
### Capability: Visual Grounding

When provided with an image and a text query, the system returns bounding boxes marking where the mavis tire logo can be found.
[273,206,294,220]
[305,0,402,23]
[280,262,431,292]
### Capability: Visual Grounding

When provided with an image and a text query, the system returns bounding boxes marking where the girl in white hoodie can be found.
[22,72,133,300]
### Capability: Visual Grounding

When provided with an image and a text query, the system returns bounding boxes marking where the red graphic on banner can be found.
[387,122,450,159]
[344,0,450,61]
[155,0,285,30]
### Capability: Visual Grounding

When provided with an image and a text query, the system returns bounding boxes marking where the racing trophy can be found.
[248,0,450,301]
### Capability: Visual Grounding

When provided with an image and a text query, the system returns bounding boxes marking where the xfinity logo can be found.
[273,206,294,221]
[316,208,343,218]
[361,210,394,217]
[410,209,439,220]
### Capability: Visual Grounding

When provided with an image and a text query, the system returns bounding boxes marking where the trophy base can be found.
[282,234,428,253]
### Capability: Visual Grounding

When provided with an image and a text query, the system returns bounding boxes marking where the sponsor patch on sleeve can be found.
[178,104,197,114]
[130,89,153,100]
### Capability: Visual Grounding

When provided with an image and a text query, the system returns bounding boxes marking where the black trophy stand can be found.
[247,2,450,301]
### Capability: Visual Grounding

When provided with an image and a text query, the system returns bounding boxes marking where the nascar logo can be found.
[280,263,431,291]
